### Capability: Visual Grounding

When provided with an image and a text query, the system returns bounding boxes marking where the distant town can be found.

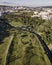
[0,5,52,20]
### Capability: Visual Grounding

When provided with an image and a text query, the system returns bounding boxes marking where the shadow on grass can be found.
[5,33,21,65]
[23,43,34,65]
[0,18,14,44]
[5,37,14,65]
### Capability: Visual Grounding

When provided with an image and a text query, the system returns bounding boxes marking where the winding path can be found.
[15,26,52,63]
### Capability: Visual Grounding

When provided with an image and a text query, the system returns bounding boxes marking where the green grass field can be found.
[5,31,51,65]
[0,34,14,65]
[0,12,52,65]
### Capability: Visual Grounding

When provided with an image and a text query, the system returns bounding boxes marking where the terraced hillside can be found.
[0,12,52,65]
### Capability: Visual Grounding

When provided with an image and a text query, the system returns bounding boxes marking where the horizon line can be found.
[0,2,52,7]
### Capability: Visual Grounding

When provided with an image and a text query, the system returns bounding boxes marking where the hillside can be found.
[0,12,52,65]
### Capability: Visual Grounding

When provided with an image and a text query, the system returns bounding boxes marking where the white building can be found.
[34,11,38,15]
[31,8,52,20]
[31,15,40,17]
[38,11,49,20]
[17,6,26,10]
[38,11,49,16]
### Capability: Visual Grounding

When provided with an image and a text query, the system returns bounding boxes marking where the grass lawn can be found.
[10,21,23,27]
[6,31,51,65]
[0,34,14,65]
[0,12,52,65]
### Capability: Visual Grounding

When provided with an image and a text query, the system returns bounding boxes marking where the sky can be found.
[0,0,52,7]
